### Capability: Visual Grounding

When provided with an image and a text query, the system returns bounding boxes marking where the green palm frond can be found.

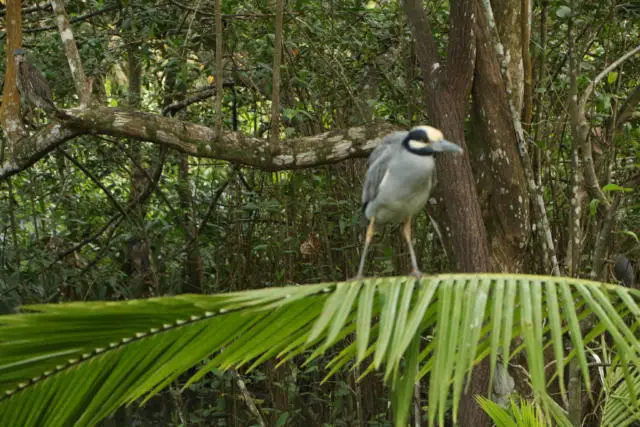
[476,395,549,427]
[0,274,639,427]
[601,358,640,426]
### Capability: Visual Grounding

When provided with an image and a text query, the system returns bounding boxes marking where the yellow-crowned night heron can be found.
[354,125,463,279]
[13,48,57,114]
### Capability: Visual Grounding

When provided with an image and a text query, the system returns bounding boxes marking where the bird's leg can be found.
[402,216,422,278]
[353,217,376,280]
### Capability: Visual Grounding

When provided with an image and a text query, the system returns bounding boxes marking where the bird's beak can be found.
[430,140,463,153]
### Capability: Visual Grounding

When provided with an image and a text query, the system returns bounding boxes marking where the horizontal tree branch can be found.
[0,106,400,180]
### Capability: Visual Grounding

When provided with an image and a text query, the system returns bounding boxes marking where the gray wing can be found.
[367,131,407,166]
[361,131,406,208]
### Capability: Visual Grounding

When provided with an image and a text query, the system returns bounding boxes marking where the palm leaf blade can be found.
[0,274,638,427]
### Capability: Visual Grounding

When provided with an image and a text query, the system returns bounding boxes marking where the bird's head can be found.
[403,125,463,155]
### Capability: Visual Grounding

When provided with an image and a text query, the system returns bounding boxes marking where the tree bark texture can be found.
[0,110,400,179]
[492,0,524,114]
[403,0,491,275]
[0,0,25,146]
[478,0,561,275]
[470,0,530,273]
[404,0,492,425]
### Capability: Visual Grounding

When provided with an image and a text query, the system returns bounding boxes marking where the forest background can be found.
[0,0,638,425]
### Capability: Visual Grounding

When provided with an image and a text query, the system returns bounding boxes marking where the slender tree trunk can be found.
[125,43,159,296]
[269,0,284,145]
[403,0,491,274]
[215,0,224,136]
[0,0,24,278]
[0,0,25,146]
[177,155,204,292]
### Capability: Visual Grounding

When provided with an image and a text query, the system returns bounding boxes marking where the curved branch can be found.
[0,106,399,179]
[574,44,639,208]
[578,44,640,114]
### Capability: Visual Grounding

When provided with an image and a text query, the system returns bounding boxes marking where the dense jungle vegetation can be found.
[0,0,638,425]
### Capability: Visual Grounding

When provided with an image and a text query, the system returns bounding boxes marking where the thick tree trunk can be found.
[404,0,492,424]
[403,0,491,274]
[492,0,524,113]
[470,0,530,273]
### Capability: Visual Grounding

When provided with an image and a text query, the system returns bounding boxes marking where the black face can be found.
[402,129,436,156]
[406,128,429,143]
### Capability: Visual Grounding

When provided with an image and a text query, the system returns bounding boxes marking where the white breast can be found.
[367,153,435,223]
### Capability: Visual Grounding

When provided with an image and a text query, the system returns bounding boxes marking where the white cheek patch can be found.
[408,139,429,150]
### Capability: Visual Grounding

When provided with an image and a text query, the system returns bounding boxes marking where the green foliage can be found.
[601,361,640,426]
[477,395,551,427]
[1,0,639,424]
[1,274,639,426]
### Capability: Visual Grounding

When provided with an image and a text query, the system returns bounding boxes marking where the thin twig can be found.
[61,150,131,221]
[51,146,165,265]
[161,83,234,116]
